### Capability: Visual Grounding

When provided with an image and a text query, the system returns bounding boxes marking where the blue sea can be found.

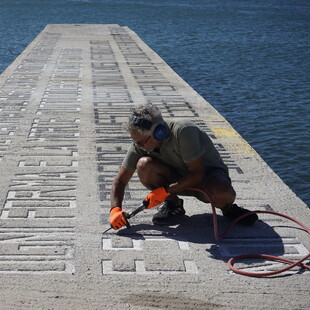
[0,0,309,206]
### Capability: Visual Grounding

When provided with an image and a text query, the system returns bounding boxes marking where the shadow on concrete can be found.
[115,212,286,260]
[111,212,310,277]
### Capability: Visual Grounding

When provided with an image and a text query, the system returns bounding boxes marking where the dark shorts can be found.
[171,168,231,203]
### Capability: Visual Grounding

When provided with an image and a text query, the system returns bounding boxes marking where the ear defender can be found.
[130,115,169,140]
[152,124,169,140]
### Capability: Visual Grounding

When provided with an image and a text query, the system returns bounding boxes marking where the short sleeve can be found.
[178,126,205,163]
[121,144,146,171]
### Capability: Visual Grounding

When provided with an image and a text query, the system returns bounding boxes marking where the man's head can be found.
[124,104,162,133]
[124,104,169,151]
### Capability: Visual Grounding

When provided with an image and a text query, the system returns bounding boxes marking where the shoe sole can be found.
[239,215,259,226]
[152,213,186,226]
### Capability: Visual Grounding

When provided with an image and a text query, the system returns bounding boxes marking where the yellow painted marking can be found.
[211,127,258,156]
[212,127,240,138]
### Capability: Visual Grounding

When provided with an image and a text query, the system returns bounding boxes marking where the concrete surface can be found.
[0,24,309,310]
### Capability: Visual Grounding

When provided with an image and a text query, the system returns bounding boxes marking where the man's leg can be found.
[203,171,236,211]
[136,156,171,189]
[136,156,185,225]
[203,170,258,226]
[136,156,180,204]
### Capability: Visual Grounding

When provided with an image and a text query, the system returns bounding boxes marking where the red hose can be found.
[228,253,310,277]
[187,187,310,277]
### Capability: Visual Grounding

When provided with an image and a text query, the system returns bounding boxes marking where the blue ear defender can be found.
[152,123,169,140]
[130,115,169,140]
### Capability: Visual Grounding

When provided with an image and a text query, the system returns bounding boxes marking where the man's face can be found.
[130,129,161,152]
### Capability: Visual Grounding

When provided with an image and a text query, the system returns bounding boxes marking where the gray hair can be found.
[123,103,164,135]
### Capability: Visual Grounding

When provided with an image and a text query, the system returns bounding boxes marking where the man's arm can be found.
[110,166,135,209]
[168,157,205,193]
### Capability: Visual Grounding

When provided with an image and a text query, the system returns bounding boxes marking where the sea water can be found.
[0,0,309,206]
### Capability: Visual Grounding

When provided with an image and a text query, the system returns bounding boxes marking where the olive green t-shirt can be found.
[122,119,228,176]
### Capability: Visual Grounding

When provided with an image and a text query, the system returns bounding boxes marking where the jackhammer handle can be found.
[124,203,147,220]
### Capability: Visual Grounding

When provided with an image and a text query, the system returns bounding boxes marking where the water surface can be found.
[0,0,309,205]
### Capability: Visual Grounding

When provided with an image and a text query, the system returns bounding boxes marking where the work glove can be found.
[110,207,130,230]
[144,187,170,209]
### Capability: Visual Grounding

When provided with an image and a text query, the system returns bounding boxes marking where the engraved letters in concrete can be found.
[0,42,81,273]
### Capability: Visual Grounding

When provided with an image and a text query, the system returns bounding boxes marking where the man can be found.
[109,103,258,229]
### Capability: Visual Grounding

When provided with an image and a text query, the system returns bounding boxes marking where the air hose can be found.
[187,187,310,277]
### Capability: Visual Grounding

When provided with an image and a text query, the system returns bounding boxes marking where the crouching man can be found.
[109,103,258,229]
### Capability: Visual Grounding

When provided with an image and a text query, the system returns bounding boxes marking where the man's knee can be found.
[136,157,175,189]
[136,156,153,174]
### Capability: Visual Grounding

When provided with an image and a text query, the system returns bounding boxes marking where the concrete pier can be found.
[0,24,309,309]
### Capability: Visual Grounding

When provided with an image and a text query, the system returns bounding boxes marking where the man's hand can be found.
[144,187,170,209]
[110,207,130,230]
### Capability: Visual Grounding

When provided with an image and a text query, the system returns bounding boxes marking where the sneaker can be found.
[152,199,185,226]
[222,204,258,226]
